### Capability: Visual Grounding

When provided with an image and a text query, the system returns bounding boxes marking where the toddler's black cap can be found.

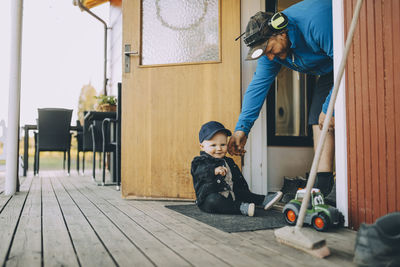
[199,121,232,143]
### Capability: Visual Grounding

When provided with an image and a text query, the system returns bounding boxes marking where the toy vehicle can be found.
[282,188,343,231]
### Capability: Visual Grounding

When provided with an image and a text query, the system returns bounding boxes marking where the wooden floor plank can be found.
[6,177,41,267]
[236,229,355,267]
[51,176,117,267]
[0,176,33,264]
[41,174,80,267]
[58,176,155,267]
[70,177,231,267]
[0,174,5,194]
[0,178,27,211]
[67,179,193,267]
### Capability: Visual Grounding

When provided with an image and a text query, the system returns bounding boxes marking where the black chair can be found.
[75,120,84,173]
[34,108,73,175]
[82,111,103,178]
[101,82,121,188]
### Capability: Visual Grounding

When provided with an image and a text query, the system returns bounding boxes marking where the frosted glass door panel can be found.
[142,0,219,65]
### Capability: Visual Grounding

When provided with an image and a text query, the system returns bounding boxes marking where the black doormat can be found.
[165,204,286,233]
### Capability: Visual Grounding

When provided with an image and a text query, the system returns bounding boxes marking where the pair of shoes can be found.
[280,176,307,203]
[263,191,283,210]
[240,202,255,217]
[354,212,400,267]
[313,172,334,197]
[325,182,336,207]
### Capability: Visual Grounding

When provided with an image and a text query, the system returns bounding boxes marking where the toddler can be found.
[191,121,282,216]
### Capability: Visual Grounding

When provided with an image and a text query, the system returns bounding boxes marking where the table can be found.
[22,124,78,176]
[84,111,116,122]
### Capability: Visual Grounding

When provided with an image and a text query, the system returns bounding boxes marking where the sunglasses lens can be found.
[251,48,264,59]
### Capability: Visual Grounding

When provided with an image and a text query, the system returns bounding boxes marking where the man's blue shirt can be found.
[235,0,333,134]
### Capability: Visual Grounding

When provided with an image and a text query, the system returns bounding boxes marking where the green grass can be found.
[28,152,97,171]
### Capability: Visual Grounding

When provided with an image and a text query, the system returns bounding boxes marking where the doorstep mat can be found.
[165,204,286,233]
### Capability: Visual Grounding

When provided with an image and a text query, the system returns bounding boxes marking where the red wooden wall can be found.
[344,0,400,229]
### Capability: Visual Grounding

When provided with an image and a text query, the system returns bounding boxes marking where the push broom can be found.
[274,0,364,258]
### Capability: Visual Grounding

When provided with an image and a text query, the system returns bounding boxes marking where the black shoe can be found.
[354,212,400,267]
[313,172,334,197]
[280,176,300,203]
[325,182,336,207]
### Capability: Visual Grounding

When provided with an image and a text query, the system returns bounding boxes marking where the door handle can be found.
[124,44,138,73]
[124,51,138,56]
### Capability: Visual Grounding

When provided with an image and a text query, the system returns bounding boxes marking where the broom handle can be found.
[295,0,364,229]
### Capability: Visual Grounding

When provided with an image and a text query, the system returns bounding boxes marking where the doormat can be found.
[165,204,286,233]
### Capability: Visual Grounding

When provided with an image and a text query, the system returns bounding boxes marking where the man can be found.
[227,0,336,205]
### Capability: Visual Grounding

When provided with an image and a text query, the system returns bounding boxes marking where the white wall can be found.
[241,0,268,195]
[108,5,122,96]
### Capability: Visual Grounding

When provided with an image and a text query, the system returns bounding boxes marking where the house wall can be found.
[108,5,122,96]
[344,0,400,229]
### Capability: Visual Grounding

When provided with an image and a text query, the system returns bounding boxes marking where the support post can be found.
[5,0,24,195]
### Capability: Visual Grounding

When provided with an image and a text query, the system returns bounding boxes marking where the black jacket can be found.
[191,151,250,206]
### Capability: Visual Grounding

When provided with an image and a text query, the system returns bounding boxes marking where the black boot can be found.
[313,172,334,197]
[325,182,336,207]
[354,212,400,267]
[280,176,300,203]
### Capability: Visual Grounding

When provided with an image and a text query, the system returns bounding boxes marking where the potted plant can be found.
[95,95,117,112]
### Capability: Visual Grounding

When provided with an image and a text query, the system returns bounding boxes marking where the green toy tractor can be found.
[282,188,343,231]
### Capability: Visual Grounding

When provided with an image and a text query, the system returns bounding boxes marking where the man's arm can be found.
[235,57,281,134]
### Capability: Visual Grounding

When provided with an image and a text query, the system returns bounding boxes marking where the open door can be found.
[121,0,241,199]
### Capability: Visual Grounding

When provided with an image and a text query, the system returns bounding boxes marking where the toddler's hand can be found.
[215,166,228,176]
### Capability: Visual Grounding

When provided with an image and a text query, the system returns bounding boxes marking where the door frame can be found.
[241,0,349,224]
[332,0,349,226]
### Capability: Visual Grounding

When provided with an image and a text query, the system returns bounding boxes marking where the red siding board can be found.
[366,0,380,222]
[345,0,400,229]
[345,0,357,227]
[383,1,396,213]
[393,1,400,211]
[354,0,366,227]
[360,2,373,223]
[374,1,388,218]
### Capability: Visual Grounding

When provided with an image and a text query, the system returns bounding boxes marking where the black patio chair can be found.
[74,120,84,173]
[82,111,103,178]
[34,108,73,175]
[101,82,121,188]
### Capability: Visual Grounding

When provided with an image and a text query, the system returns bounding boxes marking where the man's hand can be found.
[318,112,335,131]
[215,166,228,176]
[227,131,248,156]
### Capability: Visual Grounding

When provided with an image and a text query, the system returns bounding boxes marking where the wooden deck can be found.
[0,171,357,266]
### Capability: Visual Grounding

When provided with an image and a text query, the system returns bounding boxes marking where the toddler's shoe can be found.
[240,202,255,217]
[263,191,283,210]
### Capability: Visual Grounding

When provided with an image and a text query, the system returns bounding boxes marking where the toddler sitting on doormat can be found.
[191,121,282,216]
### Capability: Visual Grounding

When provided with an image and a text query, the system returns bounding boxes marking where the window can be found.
[141,0,220,65]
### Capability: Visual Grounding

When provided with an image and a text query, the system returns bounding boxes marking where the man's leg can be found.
[312,125,334,172]
[308,72,335,199]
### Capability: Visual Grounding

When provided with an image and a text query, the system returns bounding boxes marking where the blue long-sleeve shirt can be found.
[235,0,333,134]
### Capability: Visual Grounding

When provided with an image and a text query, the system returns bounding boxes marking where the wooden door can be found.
[121,0,241,199]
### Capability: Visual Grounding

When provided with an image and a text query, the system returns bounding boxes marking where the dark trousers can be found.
[198,191,265,215]
[308,72,334,125]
